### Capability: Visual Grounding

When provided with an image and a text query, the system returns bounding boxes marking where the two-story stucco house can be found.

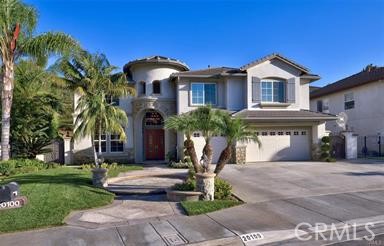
[310,66,384,156]
[72,54,337,164]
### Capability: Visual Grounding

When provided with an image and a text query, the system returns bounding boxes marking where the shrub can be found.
[320,136,332,162]
[173,179,196,191]
[168,160,193,169]
[0,158,56,176]
[214,178,232,200]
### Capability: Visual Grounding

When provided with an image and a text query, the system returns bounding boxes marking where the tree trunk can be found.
[97,119,102,167]
[202,138,213,172]
[1,61,15,160]
[91,135,98,165]
[214,145,232,175]
[184,138,201,173]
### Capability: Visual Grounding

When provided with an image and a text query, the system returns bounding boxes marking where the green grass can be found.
[107,165,143,178]
[181,200,243,216]
[0,167,114,233]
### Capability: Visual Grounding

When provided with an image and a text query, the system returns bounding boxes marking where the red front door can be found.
[145,129,165,160]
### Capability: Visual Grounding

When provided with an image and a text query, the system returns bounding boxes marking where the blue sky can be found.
[26,0,384,86]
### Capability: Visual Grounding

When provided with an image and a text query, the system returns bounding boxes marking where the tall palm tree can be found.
[74,92,128,165]
[165,113,201,173]
[57,51,134,165]
[214,112,260,175]
[0,0,78,160]
[191,106,220,172]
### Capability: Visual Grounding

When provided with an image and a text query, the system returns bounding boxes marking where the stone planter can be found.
[166,189,202,202]
[196,172,216,201]
[91,168,108,188]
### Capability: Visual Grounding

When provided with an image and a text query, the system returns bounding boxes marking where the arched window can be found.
[152,80,161,94]
[140,81,146,96]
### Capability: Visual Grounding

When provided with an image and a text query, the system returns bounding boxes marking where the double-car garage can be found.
[246,127,311,162]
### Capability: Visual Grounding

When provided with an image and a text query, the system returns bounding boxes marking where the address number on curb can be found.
[240,232,264,243]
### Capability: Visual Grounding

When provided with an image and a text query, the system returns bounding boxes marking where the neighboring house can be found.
[72,54,337,164]
[310,66,384,136]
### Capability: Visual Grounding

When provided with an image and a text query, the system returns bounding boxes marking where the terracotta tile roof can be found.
[233,109,337,121]
[240,53,310,73]
[171,67,245,77]
[124,55,189,72]
[311,67,384,99]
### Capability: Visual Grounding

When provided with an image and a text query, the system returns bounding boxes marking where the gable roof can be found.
[311,67,384,99]
[240,53,309,73]
[123,55,189,73]
[171,67,246,78]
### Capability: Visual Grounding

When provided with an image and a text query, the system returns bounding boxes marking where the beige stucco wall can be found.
[245,59,310,110]
[310,80,384,136]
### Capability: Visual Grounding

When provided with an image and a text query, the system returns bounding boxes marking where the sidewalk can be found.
[2,189,384,245]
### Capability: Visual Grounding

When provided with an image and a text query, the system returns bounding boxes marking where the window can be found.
[94,133,106,153]
[261,132,268,136]
[191,83,217,105]
[193,132,200,137]
[293,131,299,136]
[270,132,276,136]
[261,80,285,102]
[110,134,124,152]
[153,80,161,94]
[106,96,119,106]
[278,132,283,136]
[344,92,354,110]
[317,100,323,112]
[301,131,307,135]
[140,81,146,95]
[285,131,291,135]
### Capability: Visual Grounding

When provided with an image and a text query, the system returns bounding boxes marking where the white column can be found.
[63,137,73,164]
[342,131,358,159]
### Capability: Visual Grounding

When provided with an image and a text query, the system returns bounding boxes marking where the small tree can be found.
[165,113,201,173]
[190,106,220,172]
[214,112,260,175]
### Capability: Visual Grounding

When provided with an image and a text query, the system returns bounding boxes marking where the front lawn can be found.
[0,167,114,233]
[181,200,242,216]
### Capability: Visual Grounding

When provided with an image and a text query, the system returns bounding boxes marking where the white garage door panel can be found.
[246,128,311,162]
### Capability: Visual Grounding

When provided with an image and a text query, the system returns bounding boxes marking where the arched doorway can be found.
[143,110,165,160]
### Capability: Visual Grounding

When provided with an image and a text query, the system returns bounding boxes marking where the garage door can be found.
[246,128,311,162]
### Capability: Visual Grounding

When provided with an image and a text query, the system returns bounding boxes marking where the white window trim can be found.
[190,82,218,106]
[260,79,286,103]
[110,135,125,153]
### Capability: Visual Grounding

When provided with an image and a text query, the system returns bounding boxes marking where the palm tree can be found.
[57,51,134,165]
[191,106,220,173]
[165,113,201,173]
[74,92,128,165]
[0,0,78,160]
[214,112,260,175]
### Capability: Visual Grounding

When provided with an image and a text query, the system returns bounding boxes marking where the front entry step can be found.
[106,172,188,195]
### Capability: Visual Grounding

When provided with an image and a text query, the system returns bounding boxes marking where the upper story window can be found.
[152,80,161,94]
[344,92,354,110]
[140,81,146,96]
[317,100,323,112]
[344,92,355,110]
[106,95,119,106]
[261,79,285,103]
[191,83,217,105]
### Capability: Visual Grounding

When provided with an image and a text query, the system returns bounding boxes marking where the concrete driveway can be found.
[220,160,384,203]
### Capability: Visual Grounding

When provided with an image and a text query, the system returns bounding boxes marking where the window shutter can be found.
[286,78,296,103]
[252,77,261,103]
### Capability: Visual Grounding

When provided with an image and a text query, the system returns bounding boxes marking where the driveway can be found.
[220,160,384,203]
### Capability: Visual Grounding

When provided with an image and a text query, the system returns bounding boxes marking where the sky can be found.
[26,0,384,87]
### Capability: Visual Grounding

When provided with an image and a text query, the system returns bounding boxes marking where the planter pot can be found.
[196,172,216,201]
[166,189,202,202]
[91,168,108,188]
